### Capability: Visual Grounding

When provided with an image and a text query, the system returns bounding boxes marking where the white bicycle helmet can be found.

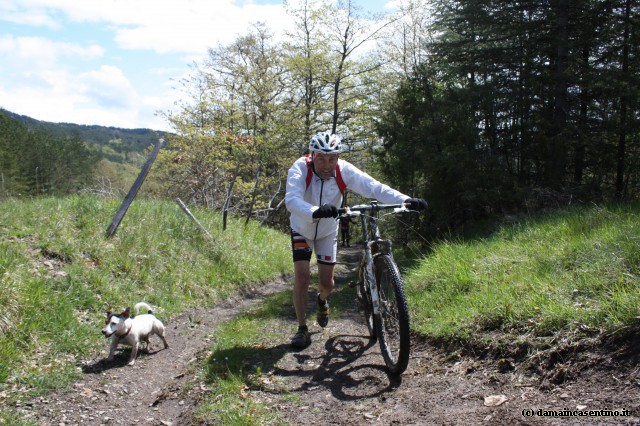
[309,131,342,154]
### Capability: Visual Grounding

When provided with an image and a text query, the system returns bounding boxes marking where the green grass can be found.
[192,259,366,424]
[194,291,293,425]
[0,195,290,411]
[404,203,640,344]
[3,196,640,423]
[192,279,358,425]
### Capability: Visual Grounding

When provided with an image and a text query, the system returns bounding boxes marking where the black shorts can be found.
[290,230,337,265]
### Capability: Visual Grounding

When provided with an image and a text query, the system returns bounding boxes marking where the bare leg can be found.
[317,263,335,302]
[293,260,311,327]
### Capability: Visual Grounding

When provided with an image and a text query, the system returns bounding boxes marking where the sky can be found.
[0,0,397,132]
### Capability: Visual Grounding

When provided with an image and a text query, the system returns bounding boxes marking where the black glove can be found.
[312,204,339,219]
[405,198,428,211]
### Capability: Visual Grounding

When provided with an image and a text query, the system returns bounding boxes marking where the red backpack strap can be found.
[335,164,346,194]
[305,154,346,194]
[305,154,313,189]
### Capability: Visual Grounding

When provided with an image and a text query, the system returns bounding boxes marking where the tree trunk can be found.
[574,47,589,185]
[546,0,569,189]
[223,162,241,231]
[615,0,631,199]
[245,164,262,225]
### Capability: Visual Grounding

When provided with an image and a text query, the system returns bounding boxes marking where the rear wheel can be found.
[373,254,410,375]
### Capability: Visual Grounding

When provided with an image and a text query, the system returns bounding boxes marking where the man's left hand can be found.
[312,204,339,218]
[405,198,428,211]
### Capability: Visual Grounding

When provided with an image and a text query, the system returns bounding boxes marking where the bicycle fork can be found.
[360,212,381,315]
[364,244,380,315]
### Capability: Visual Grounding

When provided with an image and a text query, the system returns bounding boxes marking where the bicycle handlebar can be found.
[337,202,410,217]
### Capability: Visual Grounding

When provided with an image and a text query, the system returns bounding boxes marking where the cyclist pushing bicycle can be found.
[284,131,427,351]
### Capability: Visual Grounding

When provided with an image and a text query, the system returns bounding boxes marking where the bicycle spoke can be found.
[380,270,401,355]
[374,254,410,375]
[339,203,415,375]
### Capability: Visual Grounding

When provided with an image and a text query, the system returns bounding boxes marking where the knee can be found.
[295,272,311,288]
[319,275,334,291]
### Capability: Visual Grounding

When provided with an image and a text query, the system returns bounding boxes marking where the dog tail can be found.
[134,302,154,315]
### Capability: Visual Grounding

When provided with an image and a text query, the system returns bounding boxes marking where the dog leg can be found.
[128,342,139,366]
[107,337,118,361]
[153,322,170,349]
[160,334,169,349]
[158,327,169,349]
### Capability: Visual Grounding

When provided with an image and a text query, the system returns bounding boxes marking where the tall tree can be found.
[283,0,335,152]
[615,0,634,198]
[377,0,640,229]
[203,22,287,138]
[0,111,97,196]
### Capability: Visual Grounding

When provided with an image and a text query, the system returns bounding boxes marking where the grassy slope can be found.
[405,203,640,346]
[2,197,640,423]
[0,195,291,397]
[193,203,640,424]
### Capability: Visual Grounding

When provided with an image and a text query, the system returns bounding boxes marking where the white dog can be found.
[102,302,169,366]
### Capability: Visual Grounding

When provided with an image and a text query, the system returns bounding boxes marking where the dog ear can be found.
[122,307,131,318]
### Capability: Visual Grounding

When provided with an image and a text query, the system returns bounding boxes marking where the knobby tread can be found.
[373,253,411,375]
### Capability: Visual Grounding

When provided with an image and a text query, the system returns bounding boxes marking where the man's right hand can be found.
[312,204,339,219]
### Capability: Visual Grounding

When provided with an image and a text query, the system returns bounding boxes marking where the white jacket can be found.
[285,156,409,241]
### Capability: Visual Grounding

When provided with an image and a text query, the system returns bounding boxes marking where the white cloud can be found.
[0,79,171,130]
[3,0,291,54]
[80,65,136,109]
[0,35,104,68]
[0,0,60,28]
[381,0,400,10]
[0,50,176,129]
[0,0,294,130]
[109,2,291,54]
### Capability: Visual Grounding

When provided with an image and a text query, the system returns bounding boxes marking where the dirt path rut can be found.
[22,246,640,425]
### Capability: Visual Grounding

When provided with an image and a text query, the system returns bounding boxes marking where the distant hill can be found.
[3,109,172,162]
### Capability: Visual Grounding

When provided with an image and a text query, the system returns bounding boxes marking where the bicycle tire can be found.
[357,260,376,340]
[373,253,411,375]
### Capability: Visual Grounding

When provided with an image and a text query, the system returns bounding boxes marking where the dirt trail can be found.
[21,246,640,425]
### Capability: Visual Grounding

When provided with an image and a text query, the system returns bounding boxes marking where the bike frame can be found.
[361,213,380,314]
[340,201,414,375]
[347,202,403,315]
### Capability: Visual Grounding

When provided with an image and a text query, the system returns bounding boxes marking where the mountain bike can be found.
[338,201,415,375]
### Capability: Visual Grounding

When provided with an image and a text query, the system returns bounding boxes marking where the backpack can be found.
[305,154,346,194]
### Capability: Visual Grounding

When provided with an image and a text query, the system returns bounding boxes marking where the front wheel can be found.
[357,259,376,340]
[373,254,411,375]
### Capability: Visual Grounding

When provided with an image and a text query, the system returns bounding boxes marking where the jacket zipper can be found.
[313,177,324,241]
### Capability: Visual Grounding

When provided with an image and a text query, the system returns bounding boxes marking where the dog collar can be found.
[117,323,133,338]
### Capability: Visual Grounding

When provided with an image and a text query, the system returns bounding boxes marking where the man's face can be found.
[313,152,339,180]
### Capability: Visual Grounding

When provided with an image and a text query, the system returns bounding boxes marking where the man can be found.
[339,215,352,247]
[284,131,427,348]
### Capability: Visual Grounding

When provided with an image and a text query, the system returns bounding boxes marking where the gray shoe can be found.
[290,326,311,348]
[317,295,329,328]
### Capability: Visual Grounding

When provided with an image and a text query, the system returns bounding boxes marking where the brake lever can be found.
[394,206,413,213]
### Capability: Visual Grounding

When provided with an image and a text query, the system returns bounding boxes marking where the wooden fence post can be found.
[222,162,241,231]
[105,138,164,238]
[245,164,261,226]
[175,197,214,241]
